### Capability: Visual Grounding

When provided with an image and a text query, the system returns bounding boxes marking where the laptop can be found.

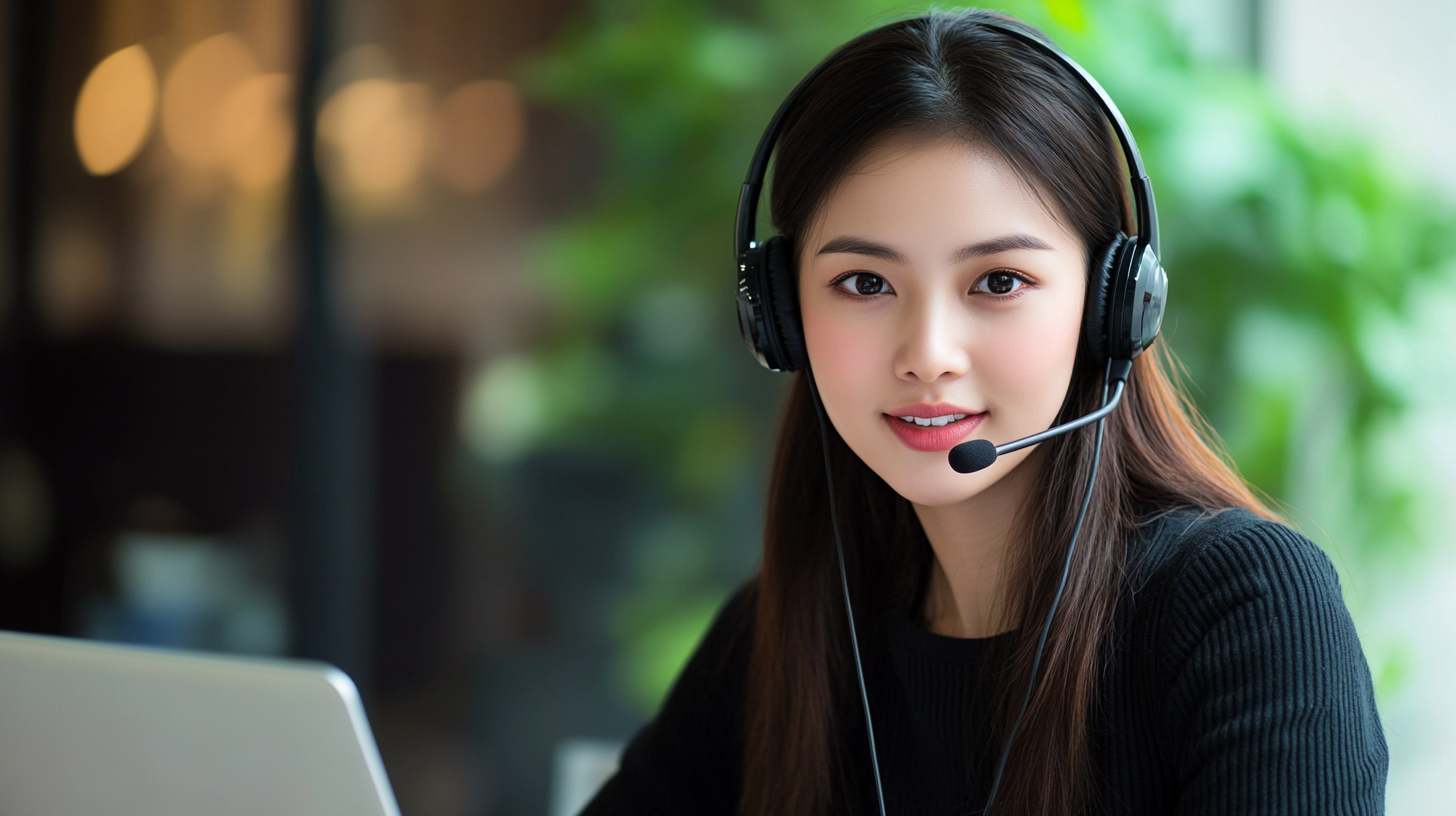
[0,629,401,816]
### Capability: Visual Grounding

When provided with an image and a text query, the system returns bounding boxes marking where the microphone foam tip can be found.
[949,439,997,474]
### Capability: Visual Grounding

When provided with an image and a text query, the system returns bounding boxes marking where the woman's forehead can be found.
[803,136,1081,262]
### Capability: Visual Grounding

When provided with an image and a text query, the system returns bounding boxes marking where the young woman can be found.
[585,10,1387,816]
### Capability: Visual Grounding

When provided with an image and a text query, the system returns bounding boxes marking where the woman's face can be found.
[798,136,1088,508]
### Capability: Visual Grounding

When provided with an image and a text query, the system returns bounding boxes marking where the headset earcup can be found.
[762,236,808,371]
[1084,232,1126,363]
[1131,248,1168,357]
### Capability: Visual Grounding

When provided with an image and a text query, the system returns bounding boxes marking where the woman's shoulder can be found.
[1122,505,1358,679]
[1114,508,1387,809]
[669,580,758,688]
[707,580,758,645]
[581,582,758,816]
[1127,506,1340,604]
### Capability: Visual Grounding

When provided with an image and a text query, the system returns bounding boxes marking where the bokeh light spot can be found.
[161,33,260,169]
[432,80,526,194]
[462,355,546,463]
[317,79,430,197]
[216,72,295,190]
[74,44,159,176]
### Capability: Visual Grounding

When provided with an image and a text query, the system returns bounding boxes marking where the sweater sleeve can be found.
[1159,514,1387,815]
[580,583,754,816]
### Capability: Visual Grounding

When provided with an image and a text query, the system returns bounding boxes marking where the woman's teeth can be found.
[896,413,967,427]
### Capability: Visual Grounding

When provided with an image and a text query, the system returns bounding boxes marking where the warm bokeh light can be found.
[74,45,159,176]
[432,80,526,194]
[216,73,295,190]
[161,33,260,169]
[317,78,430,197]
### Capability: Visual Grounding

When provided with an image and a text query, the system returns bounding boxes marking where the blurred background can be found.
[0,0,1451,813]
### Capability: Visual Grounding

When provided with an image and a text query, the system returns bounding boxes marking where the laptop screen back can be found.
[0,630,401,816]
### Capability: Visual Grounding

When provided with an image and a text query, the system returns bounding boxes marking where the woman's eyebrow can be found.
[815,235,908,263]
[815,233,1054,264]
[950,233,1054,264]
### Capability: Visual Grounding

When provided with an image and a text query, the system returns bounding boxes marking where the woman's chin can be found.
[880,469,997,508]
[868,445,1039,508]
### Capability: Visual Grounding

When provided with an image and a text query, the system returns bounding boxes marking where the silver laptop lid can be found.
[0,630,401,816]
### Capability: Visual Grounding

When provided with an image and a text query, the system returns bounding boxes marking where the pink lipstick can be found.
[883,403,985,452]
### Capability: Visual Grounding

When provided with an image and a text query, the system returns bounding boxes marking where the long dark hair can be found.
[740,11,1276,816]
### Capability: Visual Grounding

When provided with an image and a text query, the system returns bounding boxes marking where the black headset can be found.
[734,16,1168,374]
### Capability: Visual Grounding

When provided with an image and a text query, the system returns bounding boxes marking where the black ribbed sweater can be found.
[584,508,1388,815]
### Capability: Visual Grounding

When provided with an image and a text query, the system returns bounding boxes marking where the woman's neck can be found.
[913,451,1041,639]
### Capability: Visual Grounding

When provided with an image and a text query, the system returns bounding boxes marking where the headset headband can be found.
[734,15,1159,261]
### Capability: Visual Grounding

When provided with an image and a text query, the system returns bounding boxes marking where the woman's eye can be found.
[975,271,1026,296]
[837,273,891,296]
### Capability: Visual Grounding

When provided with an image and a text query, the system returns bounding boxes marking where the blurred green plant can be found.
[489,0,1456,713]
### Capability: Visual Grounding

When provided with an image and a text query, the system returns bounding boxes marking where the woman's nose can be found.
[893,297,970,383]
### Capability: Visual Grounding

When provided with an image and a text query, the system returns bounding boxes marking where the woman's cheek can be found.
[975,300,1083,428]
[801,302,886,428]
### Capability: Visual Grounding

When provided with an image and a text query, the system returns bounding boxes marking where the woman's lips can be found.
[883,411,985,452]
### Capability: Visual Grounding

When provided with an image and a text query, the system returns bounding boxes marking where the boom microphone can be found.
[948,360,1132,474]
